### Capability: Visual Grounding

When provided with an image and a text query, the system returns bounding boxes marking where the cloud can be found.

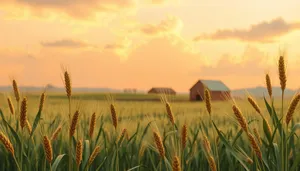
[105,16,193,59]
[194,46,270,77]
[41,39,96,48]
[1,0,137,19]
[104,38,134,60]
[194,18,300,43]
[139,16,183,36]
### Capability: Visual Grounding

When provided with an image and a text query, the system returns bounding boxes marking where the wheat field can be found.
[0,56,300,171]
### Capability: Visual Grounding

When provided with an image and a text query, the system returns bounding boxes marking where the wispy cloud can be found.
[1,0,137,19]
[194,18,300,43]
[41,39,96,48]
[139,16,183,36]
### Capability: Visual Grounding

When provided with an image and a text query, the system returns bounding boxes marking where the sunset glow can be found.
[1,0,300,92]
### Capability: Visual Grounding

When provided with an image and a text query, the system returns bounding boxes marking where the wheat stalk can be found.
[88,146,101,165]
[51,125,62,141]
[25,120,32,134]
[207,155,217,171]
[12,80,20,103]
[110,104,118,129]
[166,102,175,125]
[232,104,248,133]
[20,97,28,130]
[286,94,300,125]
[278,56,287,92]
[39,92,45,112]
[139,143,147,159]
[203,135,211,153]
[204,89,212,115]
[7,97,15,115]
[247,133,262,160]
[76,139,83,166]
[118,128,127,145]
[265,74,272,98]
[246,157,253,164]
[64,71,72,99]
[69,110,80,137]
[247,96,262,116]
[153,131,165,158]
[0,132,14,155]
[43,136,53,163]
[253,128,262,146]
[89,112,96,138]
[172,156,181,171]
[181,124,187,150]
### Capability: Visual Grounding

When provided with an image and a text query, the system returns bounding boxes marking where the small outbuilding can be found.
[148,87,176,95]
[190,79,231,101]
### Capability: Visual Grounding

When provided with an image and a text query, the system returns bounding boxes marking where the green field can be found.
[0,57,300,171]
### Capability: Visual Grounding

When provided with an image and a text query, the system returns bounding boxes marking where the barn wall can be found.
[190,82,231,101]
[189,81,205,101]
[210,91,231,100]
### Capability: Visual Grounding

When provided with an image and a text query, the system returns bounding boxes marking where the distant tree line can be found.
[124,88,137,94]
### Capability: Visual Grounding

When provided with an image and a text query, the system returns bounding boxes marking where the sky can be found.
[1,0,300,92]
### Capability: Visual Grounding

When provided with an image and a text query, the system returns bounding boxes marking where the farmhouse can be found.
[190,79,231,101]
[148,87,176,95]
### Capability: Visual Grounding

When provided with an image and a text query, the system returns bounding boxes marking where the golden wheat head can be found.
[118,128,127,144]
[265,74,272,98]
[278,56,287,92]
[203,135,211,154]
[110,104,118,129]
[25,120,32,134]
[51,125,62,141]
[286,94,300,125]
[247,96,262,116]
[69,110,80,137]
[172,156,181,171]
[0,132,14,156]
[76,139,83,166]
[247,133,262,160]
[64,71,72,99]
[89,112,96,138]
[166,102,175,125]
[20,97,28,130]
[12,80,20,102]
[207,155,217,171]
[153,131,165,158]
[43,136,53,163]
[232,104,248,133]
[7,97,14,115]
[253,128,262,146]
[88,146,101,165]
[39,92,45,112]
[204,89,212,115]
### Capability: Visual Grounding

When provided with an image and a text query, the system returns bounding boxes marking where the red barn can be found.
[190,80,231,101]
[148,87,176,95]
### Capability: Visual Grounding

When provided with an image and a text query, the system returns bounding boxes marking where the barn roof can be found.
[148,87,176,93]
[191,79,230,91]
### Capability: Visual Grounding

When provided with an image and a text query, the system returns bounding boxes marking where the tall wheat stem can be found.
[281,91,285,171]
[68,98,72,171]
[13,155,21,171]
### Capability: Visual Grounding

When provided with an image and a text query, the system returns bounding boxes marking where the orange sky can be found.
[1,0,300,92]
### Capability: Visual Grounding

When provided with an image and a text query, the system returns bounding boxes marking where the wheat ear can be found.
[20,97,28,130]
[69,110,80,137]
[43,136,53,163]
